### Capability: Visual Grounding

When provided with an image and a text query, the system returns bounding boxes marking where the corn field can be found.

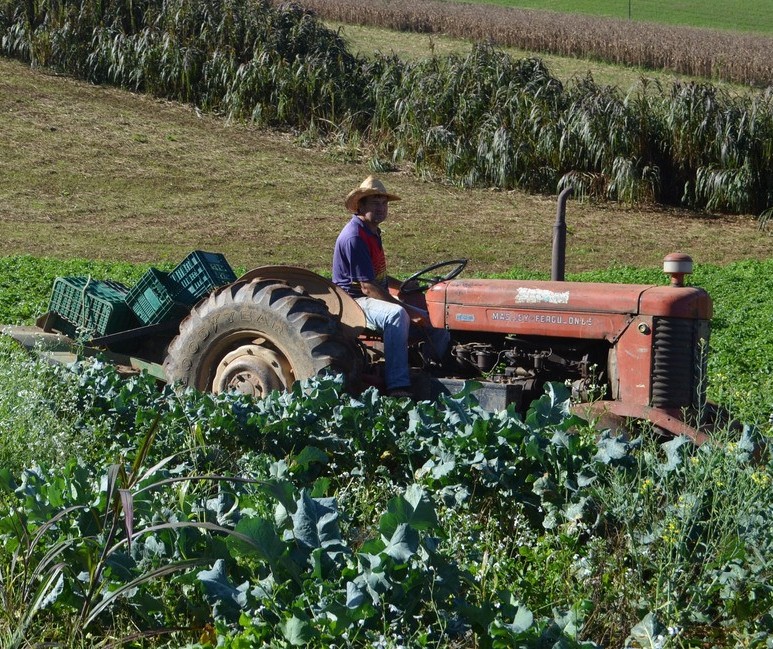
[292,0,773,89]
[1,0,772,216]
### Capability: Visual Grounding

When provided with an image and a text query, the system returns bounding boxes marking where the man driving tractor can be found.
[332,176,450,397]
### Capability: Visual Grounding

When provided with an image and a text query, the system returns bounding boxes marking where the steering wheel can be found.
[399,259,468,294]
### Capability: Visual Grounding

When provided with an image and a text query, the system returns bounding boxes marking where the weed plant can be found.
[591,429,772,646]
[0,338,89,473]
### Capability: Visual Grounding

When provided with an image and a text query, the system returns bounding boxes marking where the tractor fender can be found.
[237,266,367,336]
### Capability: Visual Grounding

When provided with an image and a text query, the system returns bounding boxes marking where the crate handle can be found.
[77,275,93,334]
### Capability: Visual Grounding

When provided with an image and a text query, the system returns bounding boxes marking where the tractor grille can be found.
[651,317,710,410]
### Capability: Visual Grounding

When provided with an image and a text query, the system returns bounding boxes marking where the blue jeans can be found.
[356,297,450,390]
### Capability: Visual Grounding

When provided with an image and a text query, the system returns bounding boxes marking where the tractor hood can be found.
[426,279,712,328]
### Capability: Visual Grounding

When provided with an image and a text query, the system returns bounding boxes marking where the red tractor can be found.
[4,191,713,443]
[160,190,713,443]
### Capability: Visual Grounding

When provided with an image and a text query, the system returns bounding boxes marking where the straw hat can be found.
[344,176,401,213]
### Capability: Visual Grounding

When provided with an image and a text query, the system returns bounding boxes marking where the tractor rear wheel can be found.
[163,279,357,396]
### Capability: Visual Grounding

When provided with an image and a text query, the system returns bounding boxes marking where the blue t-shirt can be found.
[332,216,387,298]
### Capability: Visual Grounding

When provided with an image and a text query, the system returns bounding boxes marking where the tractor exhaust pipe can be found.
[552,187,573,281]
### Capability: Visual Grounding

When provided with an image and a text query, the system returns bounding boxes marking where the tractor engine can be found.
[450,335,605,405]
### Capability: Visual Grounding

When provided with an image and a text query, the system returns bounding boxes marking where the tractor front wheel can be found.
[163,280,356,396]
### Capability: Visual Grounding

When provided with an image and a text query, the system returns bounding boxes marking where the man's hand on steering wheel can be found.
[399,278,422,294]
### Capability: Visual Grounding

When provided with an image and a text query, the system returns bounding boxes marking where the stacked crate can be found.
[48,251,237,337]
[49,277,138,338]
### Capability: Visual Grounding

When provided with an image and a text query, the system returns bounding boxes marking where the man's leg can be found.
[423,323,451,361]
[356,297,411,390]
[407,307,450,361]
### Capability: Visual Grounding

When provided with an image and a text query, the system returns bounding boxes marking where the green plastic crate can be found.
[49,276,137,338]
[125,268,191,325]
[170,250,237,304]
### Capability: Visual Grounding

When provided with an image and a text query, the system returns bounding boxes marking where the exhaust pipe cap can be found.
[663,253,693,287]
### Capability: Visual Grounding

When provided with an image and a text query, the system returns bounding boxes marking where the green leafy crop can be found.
[0,356,770,647]
[1,254,772,646]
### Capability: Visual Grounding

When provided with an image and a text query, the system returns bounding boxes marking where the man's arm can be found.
[360,279,428,325]
[359,280,398,303]
[361,277,420,302]
[388,276,420,293]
